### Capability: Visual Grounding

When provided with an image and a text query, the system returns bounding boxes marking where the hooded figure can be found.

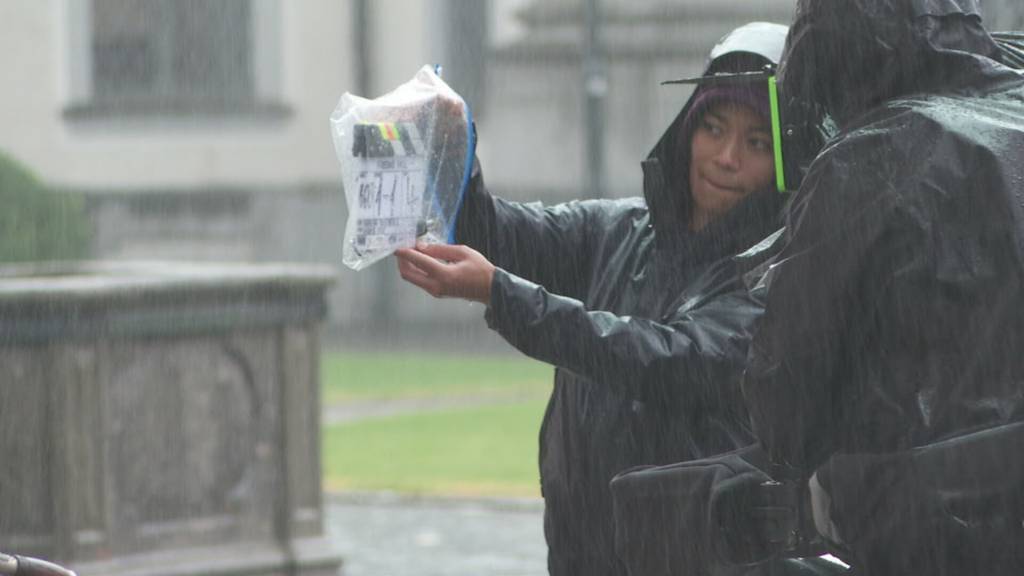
[395,22,788,576]
[743,1,1024,573]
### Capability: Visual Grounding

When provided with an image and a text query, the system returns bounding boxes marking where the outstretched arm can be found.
[486,267,757,415]
[396,244,756,415]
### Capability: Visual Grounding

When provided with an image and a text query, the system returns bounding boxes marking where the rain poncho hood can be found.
[453,22,792,576]
[744,1,1024,572]
[778,0,1006,124]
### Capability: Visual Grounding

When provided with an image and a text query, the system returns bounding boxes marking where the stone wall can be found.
[0,261,342,576]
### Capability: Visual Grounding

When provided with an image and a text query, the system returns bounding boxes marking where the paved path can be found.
[325,492,547,576]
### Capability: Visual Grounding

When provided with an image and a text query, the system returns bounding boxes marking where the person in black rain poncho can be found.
[741,1,1024,573]
[394,22,789,576]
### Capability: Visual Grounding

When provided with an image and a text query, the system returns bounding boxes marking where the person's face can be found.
[688,102,775,230]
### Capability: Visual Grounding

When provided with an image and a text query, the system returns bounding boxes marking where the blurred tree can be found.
[0,151,91,262]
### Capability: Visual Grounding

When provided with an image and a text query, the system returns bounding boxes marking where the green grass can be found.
[321,351,552,403]
[323,399,547,497]
[320,351,553,497]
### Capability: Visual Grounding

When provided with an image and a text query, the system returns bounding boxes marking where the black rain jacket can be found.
[744,1,1024,573]
[456,26,787,576]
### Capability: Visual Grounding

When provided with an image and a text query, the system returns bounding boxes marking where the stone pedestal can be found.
[0,261,342,576]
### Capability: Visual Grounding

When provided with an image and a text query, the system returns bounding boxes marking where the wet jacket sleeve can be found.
[454,160,600,300]
[484,266,757,415]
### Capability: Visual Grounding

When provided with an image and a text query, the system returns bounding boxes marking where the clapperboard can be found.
[350,122,427,256]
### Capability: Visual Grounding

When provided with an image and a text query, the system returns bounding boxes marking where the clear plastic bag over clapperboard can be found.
[330,65,474,271]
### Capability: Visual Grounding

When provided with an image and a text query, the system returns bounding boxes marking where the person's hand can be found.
[394,243,495,305]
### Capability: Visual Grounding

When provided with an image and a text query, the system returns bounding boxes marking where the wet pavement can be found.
[325,492,547,576]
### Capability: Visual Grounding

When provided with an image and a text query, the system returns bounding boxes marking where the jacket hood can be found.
[643,22,788,242]
[778,0,1006,125]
